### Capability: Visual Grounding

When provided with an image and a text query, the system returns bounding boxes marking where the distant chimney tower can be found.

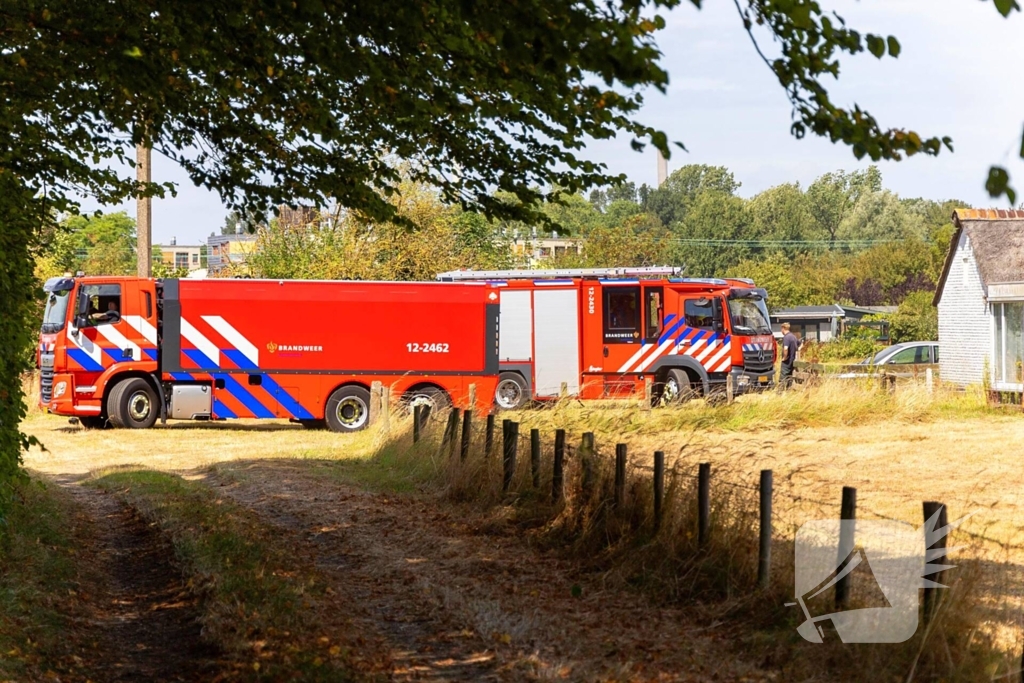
[170,236,176,246]
[657,149,668,187]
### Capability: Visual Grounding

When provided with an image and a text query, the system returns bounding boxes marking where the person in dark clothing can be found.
[778,322,798,390]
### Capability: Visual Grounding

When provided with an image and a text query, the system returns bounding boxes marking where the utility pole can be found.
[657,148,668,187]
[137,142,152,277]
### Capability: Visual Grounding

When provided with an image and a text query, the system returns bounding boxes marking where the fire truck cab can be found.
[437,267,777,408]
[39,275,499,431]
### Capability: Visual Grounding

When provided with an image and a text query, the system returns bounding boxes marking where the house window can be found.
[192,253,199,265]
[174,252,189,269]
[994,302,1024,385]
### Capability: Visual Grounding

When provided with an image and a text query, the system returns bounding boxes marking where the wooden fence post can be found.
[560,381,568,399]
[370,381,383,425]
[582,432,594,453]
[581,432,595,498]
[698,463,711,548]
[653,451,665,531]
[643,377,653,412]
[380,385,390,434]
[443,409,460,458]
[836,486,857,610]
[758,469,773,588]
[926,368,934,394]
[485,413,495,458]
[726,377,735,405]
[413,405,422,443]
[468,382,477,410]
[614,444,627,509]
[503,421,518,493]
[460,409,472,461]
[530,428,541,488]
[923,501,948,622]
[552,429,565,503]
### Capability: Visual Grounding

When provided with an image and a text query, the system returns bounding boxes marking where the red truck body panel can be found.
[438,269,777,404]
[40,276,499,426]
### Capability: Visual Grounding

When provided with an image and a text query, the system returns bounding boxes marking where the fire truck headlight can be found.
[53,381,67,399]
[737,374,750,387]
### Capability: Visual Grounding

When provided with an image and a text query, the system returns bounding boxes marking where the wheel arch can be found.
[102,371,161,418]
[650,358,709,395]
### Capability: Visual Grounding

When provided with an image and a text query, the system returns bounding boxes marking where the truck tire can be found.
[494,372,528,410]
[662,368,697,405]
[107,378,159,429]
[325,386,371,433]
[402,386,451,419]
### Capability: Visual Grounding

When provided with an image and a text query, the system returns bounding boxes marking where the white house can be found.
[934,209,1024,391]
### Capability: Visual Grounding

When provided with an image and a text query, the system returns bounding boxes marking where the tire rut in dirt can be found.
[58,480,222,682]
[210,479,500,682]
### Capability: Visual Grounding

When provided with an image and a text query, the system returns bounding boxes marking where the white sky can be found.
[85,0,1024,245]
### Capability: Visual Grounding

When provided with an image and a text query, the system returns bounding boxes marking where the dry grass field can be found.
[23,380,1024,547]
[15,377,1024,679]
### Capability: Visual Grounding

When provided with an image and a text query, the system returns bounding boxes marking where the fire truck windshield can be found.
[727,297,772,336]
[42,289,72,334]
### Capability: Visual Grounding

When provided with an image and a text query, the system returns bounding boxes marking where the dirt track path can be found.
[208,462,772,682]
[57,479,222,682]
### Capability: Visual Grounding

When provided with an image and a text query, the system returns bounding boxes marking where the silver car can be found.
[858,341,939,366]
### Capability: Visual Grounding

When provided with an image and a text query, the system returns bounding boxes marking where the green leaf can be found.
[993,0,1020,17]
[985,166,1017,204]
[887,36,901,58]
[866,35,885,59]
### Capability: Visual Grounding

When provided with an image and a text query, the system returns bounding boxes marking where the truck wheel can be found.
[108,378,159,429]
[662,369,696,405]
[325,386,371,432]
[402,386,451,420]
[494,372,528,410]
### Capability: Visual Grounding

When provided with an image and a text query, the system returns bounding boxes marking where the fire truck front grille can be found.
[742,350,774,375]
[40,369,53,403]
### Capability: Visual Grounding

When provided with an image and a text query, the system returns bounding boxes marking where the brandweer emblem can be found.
[267,341,323,353]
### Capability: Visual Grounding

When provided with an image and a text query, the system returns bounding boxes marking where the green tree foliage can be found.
[806,167,882,245]
[726,253,802,310]
[669,191,749,277]
[246,180,515,281]
[745,183,817,256]
[641,165,740,227]
[550,213,670,269]
[889,291,939,343]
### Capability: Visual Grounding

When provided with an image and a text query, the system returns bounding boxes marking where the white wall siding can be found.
[937,232,990,387]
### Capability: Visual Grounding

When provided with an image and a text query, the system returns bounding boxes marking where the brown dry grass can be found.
[17,375,1024,680]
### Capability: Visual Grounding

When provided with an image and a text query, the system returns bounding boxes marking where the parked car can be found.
[830,341,938,380]
[857,341,939,366]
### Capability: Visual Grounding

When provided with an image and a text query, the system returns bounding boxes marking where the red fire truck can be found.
[38,276,500,431]
[436,267,776,409]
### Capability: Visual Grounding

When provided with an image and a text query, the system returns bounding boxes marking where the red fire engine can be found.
[38,276,500,431]
[436,267,776,409]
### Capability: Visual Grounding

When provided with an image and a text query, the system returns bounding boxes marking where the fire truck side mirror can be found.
[73,314,87,331]
[712,298,725,333]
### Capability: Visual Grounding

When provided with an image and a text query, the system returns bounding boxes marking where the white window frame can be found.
[992,301,1024,392]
